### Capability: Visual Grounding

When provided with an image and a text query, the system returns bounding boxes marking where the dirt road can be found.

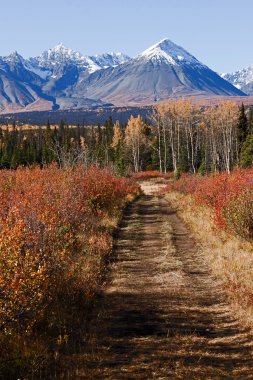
[75,182,253,379]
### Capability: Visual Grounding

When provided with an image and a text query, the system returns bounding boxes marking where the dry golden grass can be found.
[166,191,253,328]
[0,124,96,131]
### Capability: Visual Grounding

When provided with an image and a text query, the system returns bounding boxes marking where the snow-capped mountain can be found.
[29,43,101,76]
[136,38,201,66]
[75,38,245,105]
[0,44,130,112]
[0,39,246,113]
[28,44,130,78]
[2,51,45,85]
[91,52,131,69]
[0,50,56,113]
[3,51,26,66]
[222,65,253,95]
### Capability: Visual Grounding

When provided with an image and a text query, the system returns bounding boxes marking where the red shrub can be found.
[0,165,139,330]
[166,168,253,238]
[132,171,172,180]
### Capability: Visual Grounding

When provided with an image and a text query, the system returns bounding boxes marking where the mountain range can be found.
[222,65,253,95]
[0,39,246,113]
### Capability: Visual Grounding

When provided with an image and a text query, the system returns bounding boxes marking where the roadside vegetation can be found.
[166,168,253,239]
[164,168,253,327]
[0,165,140,378]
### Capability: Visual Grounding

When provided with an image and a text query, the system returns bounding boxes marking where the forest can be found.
[0,100,252,175]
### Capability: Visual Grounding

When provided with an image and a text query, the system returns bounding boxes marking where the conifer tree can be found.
[59,119,65,147]
[2,127,12,167]
[112,121,125,175]
[105,116,114,142]
[42,122,54,163]
[75,124,81,148]
[0,127,3,166]
[240,131,253,168]
[248,106,253,133]
[37,127,43,165]
[237,103,248,152]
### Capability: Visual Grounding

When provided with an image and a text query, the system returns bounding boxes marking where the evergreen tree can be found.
[248,106,253,133]
[240,132,253,168]
[75,124,81,148]
[63,124,71,151]
[111,121,125,175]
[105,116,114,143]
[42,123,54,163]
[178,143,189,173]
[27,130,37,165]
[0,127,3,167]
[2,127,12,167]
[237,103,248,151]
[97,123,102,145]
[59,119,65,147]
[37,127,43,165]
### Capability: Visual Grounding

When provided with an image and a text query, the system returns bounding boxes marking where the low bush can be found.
[132,170,173,180]
[0,164,140,375]
[166,168,253,239]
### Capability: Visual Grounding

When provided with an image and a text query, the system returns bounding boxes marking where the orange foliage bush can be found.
[166,168,253,239]
[0,165,139,331]
[132,170,173,180]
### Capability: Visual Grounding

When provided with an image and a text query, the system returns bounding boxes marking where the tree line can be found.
[0,118,119,170]
[1,100,253,174]
[152,100,253,174]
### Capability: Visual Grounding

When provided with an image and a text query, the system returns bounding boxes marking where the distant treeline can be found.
[0,106,151,126]
[1,100,253,174]
[0,117,123,169]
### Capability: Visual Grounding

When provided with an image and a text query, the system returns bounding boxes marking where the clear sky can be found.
[1,0,253,73]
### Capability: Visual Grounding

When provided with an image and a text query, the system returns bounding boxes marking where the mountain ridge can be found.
[75,38,245,105]
[222,65,253,95]
[0,39,246,113]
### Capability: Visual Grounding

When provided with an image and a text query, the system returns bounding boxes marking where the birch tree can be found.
[125,115,147,172]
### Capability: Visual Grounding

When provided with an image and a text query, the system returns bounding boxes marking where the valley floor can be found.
[52,182,253,379]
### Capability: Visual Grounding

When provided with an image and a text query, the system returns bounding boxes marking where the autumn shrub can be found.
[165,172,205,195]
[132,170,163,180]
[132,170,173,180]
[0,165,140,334]
[166,168,253,239]
[222,189,253,239]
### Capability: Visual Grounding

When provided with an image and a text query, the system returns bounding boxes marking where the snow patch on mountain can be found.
[222,65,253,90]
[23,61,51,80]
[92,52,131,69]
[0,58,7,72]
[27,44,130,77]
[29,43,101,75]
[1,44,131,80]
[3,51,25,64]
[137,38,201,66]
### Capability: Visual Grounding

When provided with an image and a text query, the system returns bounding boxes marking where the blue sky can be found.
[1,0,253,73]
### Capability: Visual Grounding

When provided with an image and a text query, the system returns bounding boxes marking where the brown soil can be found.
[54,183,253,379]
